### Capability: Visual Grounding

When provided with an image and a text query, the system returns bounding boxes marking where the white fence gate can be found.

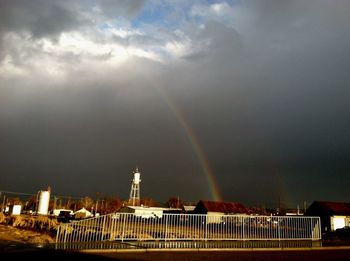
[56,213,321,243]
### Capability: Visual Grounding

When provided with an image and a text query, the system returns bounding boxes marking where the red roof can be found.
[196,200,248,214]
[313,201,350,215]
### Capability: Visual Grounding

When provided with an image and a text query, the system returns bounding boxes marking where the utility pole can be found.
[2,194,6,213]
[0,191,2,212]
[53,197,57,210]
[67,197,71,209]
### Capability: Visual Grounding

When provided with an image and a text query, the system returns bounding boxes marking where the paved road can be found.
[96,248,350,261]
[2,244,350,261]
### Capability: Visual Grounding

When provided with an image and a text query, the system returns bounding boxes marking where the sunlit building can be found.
[305,201,350,232]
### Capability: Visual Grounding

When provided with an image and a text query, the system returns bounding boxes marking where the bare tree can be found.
[80,196,94,210]
[141,198,158,207]
[167,196,183,209]
[103,197,122,214]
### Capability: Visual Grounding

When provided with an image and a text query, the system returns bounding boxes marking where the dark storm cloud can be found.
[0,59,210,201]
[97,0,145,18]
[161,0,350,205]
[0,0,85,38]
[1,0,350,207]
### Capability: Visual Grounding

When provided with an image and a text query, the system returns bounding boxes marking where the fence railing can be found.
[56,213,321,243]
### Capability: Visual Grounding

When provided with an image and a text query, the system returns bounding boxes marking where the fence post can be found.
[63,224,68,244]
[165,214,168,242]
[56,224,60,243]
[242,216,245,240]
[101,215,106,241]
[205,215,208,241]
[121,214,126,242]
[278,217,281,241]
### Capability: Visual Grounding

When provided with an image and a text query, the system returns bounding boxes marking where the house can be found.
[194,200,248,223]
[305,201,350,232]
[119,206,170,218]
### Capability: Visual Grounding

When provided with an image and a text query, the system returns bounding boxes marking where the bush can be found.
[0,212,10,224]
[1,213,59,235]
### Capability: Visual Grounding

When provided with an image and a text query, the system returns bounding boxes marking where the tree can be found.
[80,196,94,210]
[8,197,22,205]
[141,198,158,207]
[66,199,79,211]
[23,196,37,211]
[167,196,183,209]
[103,197,122,214]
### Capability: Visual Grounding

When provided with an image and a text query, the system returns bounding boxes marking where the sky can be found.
[1,0,350,208]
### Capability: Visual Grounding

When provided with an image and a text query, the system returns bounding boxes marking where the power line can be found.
[0,190,83,200]
[0,190,36,196]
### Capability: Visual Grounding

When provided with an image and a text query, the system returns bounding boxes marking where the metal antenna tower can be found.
[129,167,141,206]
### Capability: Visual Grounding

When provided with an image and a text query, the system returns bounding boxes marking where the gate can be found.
[56,213,321,243]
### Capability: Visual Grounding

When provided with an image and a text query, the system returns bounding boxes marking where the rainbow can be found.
[149,81,222,201]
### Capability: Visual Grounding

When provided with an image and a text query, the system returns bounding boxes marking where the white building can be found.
[9,205,22,215]
[119,206,181,218]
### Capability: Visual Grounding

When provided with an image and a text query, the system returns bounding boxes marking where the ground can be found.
[1,224,350,260]
[0,224,55,244]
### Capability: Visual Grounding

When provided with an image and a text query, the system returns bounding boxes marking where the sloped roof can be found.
[183,205,196,212]
[74,207,92,215]
[309,201,350,215]
[196,200,248,214]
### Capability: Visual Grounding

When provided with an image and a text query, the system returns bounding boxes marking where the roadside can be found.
[0,224,55,244]
[1,223,350,261]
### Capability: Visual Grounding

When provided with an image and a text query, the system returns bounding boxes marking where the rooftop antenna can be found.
[129,167,141,206]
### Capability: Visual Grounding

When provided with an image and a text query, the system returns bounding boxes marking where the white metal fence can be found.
[56,213,321,243]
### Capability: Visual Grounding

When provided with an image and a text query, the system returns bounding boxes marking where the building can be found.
[194,200,248,215]
[194,200,248,223]
[305,201,350,232]
[8,204,22,215]
[120,206,165,218]
[50,209,73,217]
[74,207,93,219]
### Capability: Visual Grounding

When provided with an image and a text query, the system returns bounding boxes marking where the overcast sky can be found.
[1,0,349,208]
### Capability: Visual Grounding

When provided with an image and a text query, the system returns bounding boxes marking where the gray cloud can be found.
[97,0,145,18]
[1,0,350,207]
[0,0,86,38]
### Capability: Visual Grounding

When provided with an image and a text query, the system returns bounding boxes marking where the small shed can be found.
[74,207,93,219]
[9,204,22,215]
[305,201,350,232]
[194,200,248,223]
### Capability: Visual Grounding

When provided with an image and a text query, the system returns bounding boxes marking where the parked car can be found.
[57,210,74,223]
